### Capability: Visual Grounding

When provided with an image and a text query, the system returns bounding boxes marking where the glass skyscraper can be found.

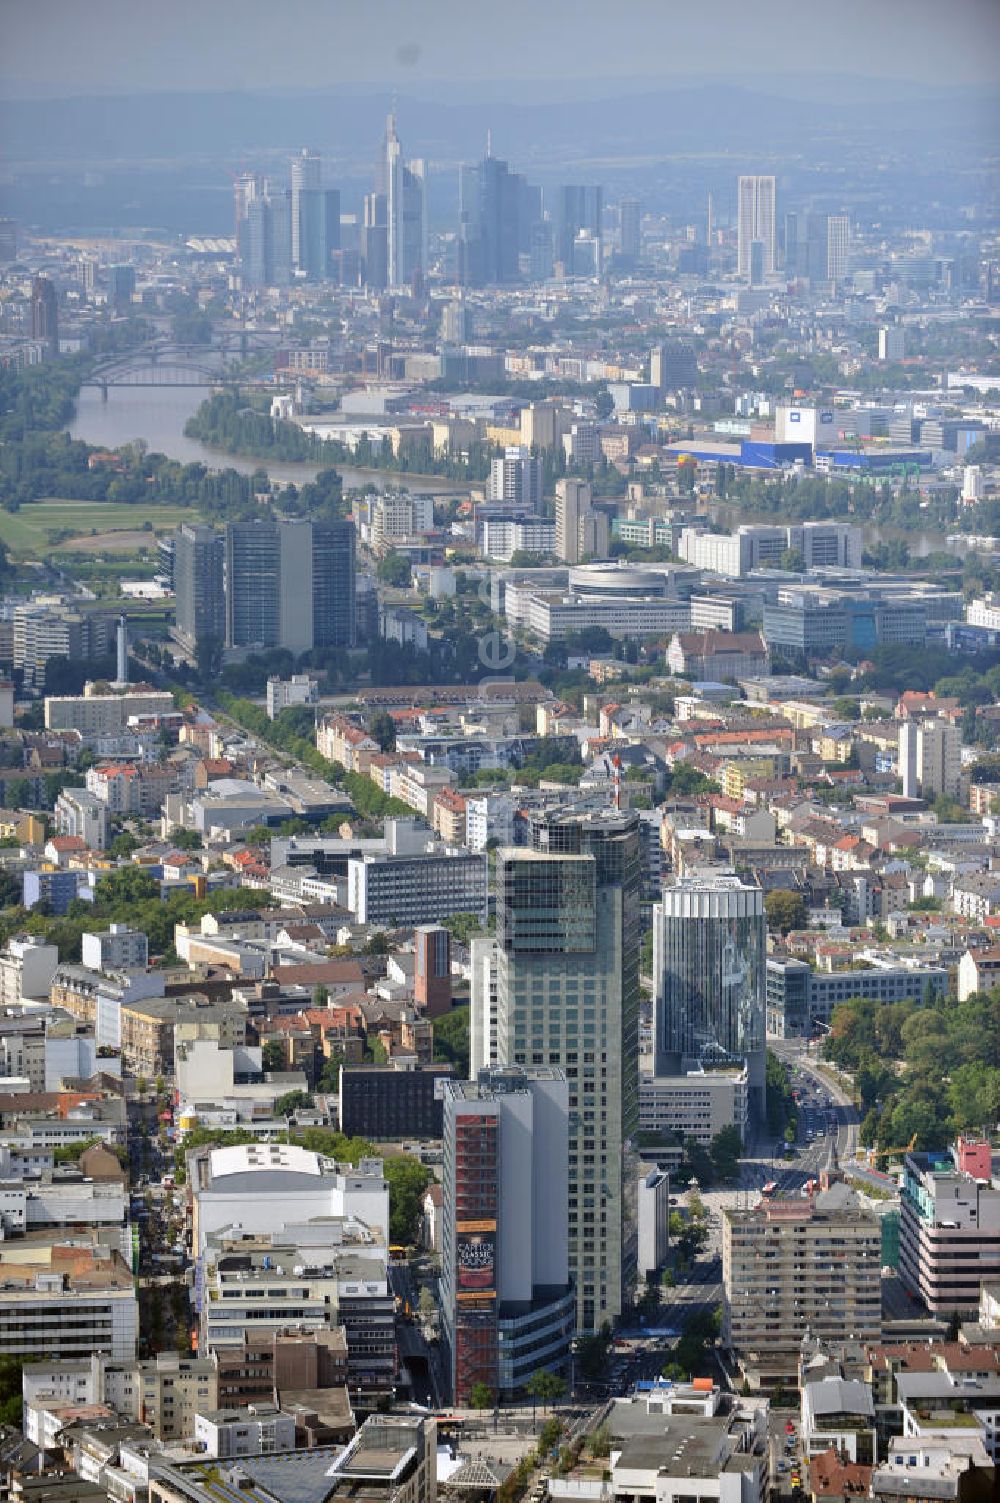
[652,873,766,1113]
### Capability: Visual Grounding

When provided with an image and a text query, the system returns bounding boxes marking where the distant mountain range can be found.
[1,77,996,171]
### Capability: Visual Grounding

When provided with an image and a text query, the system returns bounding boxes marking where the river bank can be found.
[67,363,975,555]
[68,376,468,495]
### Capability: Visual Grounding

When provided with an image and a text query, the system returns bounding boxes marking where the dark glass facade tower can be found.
[652,873,766,1114]
[173,523,225,655]
[225,518,281,649]
[312,519,356,649]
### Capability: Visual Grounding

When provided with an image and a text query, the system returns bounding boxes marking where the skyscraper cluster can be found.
[236,153,340,289]
[233,119,620,292]
[738,175,850,286]
[458,139,543,286]
[737,174,776,282]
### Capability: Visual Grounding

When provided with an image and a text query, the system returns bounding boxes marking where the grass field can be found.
[0,499,200,556]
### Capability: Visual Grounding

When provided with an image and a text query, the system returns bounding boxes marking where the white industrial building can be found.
[189,1142,389,1256]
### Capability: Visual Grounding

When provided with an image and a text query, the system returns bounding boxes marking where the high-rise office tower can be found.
[225,516,355,654]
[555,478,607,564]
[653,873,766,1114]
[878,326,905,362]
[440,1067,573,1405]
[114,616,129,688]
[826,213,850,283]
[441,299,471,345]
[529,221,554,281]
[488,447,543,510]
[415,925,452,1018]
[233,172,262,244]
[298,188,341,281]
[804,212,850,284]
[493,806,641,1332]
[619,197,641,264]
[239,186,292,289]
[737,175,776,279]
[290,149,321,271]
[362,193,388,290]
[556,185,603,272]
[783,210,801,275]
[226,517,283,650]
[459,143,539,286]
[382,113,426,287]
[650,342,697,392]
[30,276,58,354]
[173,523,225,656]
[555,478,586,563]
[0,219,18,262]
[107,264,136,312]
[311,518,357,649]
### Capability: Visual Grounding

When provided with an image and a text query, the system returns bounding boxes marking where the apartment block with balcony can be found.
[722,1183,882,1389]
[899,1140,1000,1316]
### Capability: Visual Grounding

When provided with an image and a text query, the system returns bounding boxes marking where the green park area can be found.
[0,499,198,557]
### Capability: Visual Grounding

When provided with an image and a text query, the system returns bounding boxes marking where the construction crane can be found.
[867,1133,917,1169]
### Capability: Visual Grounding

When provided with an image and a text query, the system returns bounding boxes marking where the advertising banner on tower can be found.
[455,1219,497,1300]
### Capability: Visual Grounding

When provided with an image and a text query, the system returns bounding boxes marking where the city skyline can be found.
[0,0,999,1453]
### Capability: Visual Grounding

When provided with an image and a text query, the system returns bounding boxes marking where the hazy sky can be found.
[5,0,1000,97]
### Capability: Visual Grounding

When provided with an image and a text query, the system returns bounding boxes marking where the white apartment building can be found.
[0,936,59,1005]
[480,516,556,562]
[679,522,862,578]
[488,447,543,508]
[371,492,434,549]
[45,689,174,737]
[24,1351,218,1445]
[81,925,149,973]
[465,792,516,851]
[723,1185,881,1385]
[967,594,1000,631]
[266,674,318,720]
[899,717,961,800]
[194,1406,296,1458]
[52,787,110,850]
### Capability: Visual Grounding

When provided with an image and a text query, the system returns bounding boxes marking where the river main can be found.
[68,374,454,495]
[68,367,969,556]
